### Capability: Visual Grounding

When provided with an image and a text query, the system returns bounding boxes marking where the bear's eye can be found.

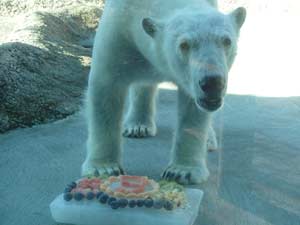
[222,36,232,48]
[179,41,190,53]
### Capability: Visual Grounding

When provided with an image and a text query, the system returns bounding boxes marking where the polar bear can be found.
[82,0,246,184]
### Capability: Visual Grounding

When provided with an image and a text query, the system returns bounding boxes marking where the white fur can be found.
[82,0,246,184]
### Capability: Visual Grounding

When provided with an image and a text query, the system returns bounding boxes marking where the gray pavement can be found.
[0,89,300,225]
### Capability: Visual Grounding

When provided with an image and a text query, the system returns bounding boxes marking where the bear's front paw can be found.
[122,122,157,138]
[81,161,125,177]
[161,163,209,185]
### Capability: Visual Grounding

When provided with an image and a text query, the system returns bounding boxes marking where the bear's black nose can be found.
[199,75,225,97]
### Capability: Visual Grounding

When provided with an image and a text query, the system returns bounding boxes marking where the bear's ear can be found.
[229,7,246,29]
[142,18,163,38]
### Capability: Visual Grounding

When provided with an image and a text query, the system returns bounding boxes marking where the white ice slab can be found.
[50,189,203,225]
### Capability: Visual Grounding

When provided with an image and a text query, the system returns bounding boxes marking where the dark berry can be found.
[63,193,73,201]
[96,192,104,199]
[136,199,144,207]
[94,169,100,177]
[118,199,128,208]
[153,199,164,209]
[99,194,109,204]
[68,182,77,189]
[108,197,117,205]
[64,187,72,193]
[74,192,84,201]
[144,198,154,208]
[128,200,136,208]
[164,201,174,211]
[86,192,95,200]
[110,201,120,210]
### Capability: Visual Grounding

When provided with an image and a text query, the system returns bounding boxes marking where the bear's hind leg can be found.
[208,125,218,151]
[123,84,157,138]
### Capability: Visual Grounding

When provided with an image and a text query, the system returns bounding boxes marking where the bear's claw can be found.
[161,164,209,185]
[122,124,156,138]
[82,163,125,177]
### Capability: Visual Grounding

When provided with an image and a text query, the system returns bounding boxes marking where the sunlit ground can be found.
[160,1,300,98]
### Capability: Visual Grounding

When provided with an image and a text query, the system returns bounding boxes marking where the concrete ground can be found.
[0,89,299,225]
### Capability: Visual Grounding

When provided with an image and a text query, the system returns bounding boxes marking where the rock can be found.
[0,2,104,133]
[0,0,104,17]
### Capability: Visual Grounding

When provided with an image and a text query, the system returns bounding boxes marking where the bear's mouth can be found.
[196,98,223,111]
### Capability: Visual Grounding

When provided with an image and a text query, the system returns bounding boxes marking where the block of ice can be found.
[50,188,203,225]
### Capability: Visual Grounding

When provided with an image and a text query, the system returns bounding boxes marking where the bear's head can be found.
[142,7,246,112]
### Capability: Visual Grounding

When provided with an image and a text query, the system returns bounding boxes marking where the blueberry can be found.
[128,200,136,208]
[63,193,73,201]
[144,198,154,208]
[96,192,104,200]
[153,199,164,209]
[110,201,120,210]
[136,199,144,207]
[94,169,100,177]
[64,187,72,193]
[74,192,84,201]
[68,182,77,189]
[99,194,109,204]
[86,192,95,200]
[164,201,174,211]
[108,197,117,205]
[118,199,128,208]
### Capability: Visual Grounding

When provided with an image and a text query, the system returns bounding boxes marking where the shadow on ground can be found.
[0,89,299,225]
